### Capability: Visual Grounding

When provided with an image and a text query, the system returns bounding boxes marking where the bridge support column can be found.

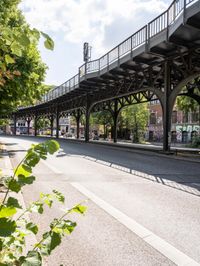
[13,114,17,136]
[50,115,54,137]
[56,108,59,139]
[85,96,92,142]
[113,99,119,143]
[85,110,90,142]
[163,61,172,152]
[27,118,31,135]
[34,115,38,137]
[75,110,81,139]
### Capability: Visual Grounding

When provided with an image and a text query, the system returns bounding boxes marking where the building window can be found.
[150,113,156,124]
[172,111,177,124]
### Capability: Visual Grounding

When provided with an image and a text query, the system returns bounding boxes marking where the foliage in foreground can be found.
[0,0,54,115]
[0,140,87,265]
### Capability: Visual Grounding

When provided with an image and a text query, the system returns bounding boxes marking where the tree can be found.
[90,111,113,138]
[120,103,148,143]
[177,95,199,113]
[176,86,200,145]
[33,117,51,133]
[176,81,200,112]
[0,0,54,115]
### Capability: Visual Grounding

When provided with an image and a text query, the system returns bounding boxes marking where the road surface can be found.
[1,136,200,266]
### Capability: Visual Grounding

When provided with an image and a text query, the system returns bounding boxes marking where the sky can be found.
[19,0,171,86]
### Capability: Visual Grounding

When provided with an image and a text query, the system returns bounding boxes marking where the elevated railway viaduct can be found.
[9,0,200,151]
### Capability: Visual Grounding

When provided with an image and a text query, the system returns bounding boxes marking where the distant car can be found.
[93,134,99,140]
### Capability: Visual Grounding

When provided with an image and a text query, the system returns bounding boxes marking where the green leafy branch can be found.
[0,140,87,265]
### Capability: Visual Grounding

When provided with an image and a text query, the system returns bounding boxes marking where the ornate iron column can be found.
[75,109,81,139]
[34,114,38,137]
[50,115,54,137]
[163,61,171,152]
[113,99,120,143]
[56,107,59,139]
[27,118,31,135]
[85,96,92,142]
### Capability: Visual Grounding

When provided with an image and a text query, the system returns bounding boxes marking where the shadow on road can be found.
[56,141,200,198]
[2,135,200,197]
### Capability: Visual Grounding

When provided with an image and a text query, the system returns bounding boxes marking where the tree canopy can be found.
[0,0,54,115]
[120,103,148,142]
[176,82,200,113]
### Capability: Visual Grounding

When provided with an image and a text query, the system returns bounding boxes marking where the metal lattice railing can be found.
[39,0,197,105]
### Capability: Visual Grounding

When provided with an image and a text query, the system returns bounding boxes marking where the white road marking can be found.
[41,158,62,174]
[71,182,200,266]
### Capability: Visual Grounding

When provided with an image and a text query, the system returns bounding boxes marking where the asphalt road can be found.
[1,136,200,266]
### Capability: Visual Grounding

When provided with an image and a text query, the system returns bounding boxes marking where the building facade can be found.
[148,100,200,143]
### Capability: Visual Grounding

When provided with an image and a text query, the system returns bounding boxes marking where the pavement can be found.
[0,135,200,266]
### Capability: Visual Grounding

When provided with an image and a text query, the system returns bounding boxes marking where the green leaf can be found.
[32,28,40,40]
[44,38,54,50]
[40,232,61,255]
[40,32,50,39]
[30,202,43,214]
[52,219,77,235]
[11,42,22,56]
[18,175,35,186]
[5,54,15,64]
[0,239,3,251]
[20,251,42,266]
[0,218,16,237]
[15,164,32,177]
[6,178,21,193]
[40,193,53,207]
[22,164,32,173]
[41,32,54,50]
[26,222,38,235]
[0,206,17,218]
[7,197,22,209]
[46,140,60,154]
[72,205,87,215]
[33,144,47,157]
[0,62,6,72]
[25,151,40,167]
[52,190,65,203]
[18,34,30,46]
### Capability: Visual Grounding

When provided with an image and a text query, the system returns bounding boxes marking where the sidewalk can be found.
[0,143,13,180]
[0,143,38,256]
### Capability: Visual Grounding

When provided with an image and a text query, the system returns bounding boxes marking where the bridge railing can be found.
[38,0,196,105]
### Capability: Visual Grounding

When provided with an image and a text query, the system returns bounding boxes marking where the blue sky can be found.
[19,0,171,86]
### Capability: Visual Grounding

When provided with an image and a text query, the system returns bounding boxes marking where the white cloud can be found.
[19,0,171,84]
[20,0,169,56]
